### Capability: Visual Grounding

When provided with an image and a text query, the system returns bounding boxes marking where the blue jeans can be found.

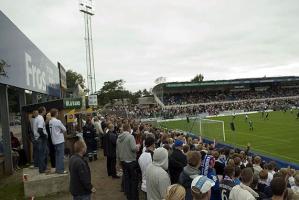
[73,194,91,200]
[32,140,39,167]
[54,142,64,173]
[38,137,48,173]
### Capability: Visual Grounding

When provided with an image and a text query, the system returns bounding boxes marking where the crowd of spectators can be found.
[162,87,299,106]
[108,98,299,119]
[70,114,299,200]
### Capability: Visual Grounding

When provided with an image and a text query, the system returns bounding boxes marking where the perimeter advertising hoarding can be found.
[0,11,60,97]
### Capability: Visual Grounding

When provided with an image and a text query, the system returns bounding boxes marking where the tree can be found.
[142,89,151,96]
[66,70,85,89]
[97,79,132,105]
[191,74,204,82]
[100,79,125,94]
[130,90,142,104]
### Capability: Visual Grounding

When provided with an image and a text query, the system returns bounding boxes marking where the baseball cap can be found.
[191,175,215,194]
[174,139,184,147]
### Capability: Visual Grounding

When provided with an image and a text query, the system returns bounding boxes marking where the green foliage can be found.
[142,89,151,96]
[95,79,153,106]
[100,79,125,94]
[161,111,299,164]
[66,70,85,89]
[191,74,204,82]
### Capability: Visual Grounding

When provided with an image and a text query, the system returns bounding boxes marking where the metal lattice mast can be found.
[79,0,95,94]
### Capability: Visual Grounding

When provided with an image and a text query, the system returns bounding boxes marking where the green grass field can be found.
[159,111,299,164]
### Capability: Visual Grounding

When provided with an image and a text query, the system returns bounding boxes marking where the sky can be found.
[1,0,299,91]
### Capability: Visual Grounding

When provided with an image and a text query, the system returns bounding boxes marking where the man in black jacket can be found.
[169,139,187,184]
[83,117,97,162]
[69,139,96,200]
[106,123,119,178]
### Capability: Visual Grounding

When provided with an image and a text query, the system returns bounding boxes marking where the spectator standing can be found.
[200,155,221,200]
[138,136,155,199]
[253,156,263,175]
[257,169,269,195]
[229,167,259,200]
[11,132,21,170]
[146,147,171,200]
[264,177,287,200]
[219,165,236,200]
[49,109,67,174]
[289,174,299,195]
[191,175,215,200]
[266,161,276,185]
[165,184,186,200]
[45,112,55,170]
[106,123,119,178]
[30,110,39,168]
[69,139,96,200]
[179,151,201,200]
[169,139,187,184]
[93,117,103,148]
[116,123,139,200]
[83,117,97,161]
[35,106,48,173]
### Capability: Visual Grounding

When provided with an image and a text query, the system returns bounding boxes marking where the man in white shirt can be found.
[35,106,48,173]
[49,108,67,174]
[138,136,155,199]
[93,116,103,149]
[229,168,259,200]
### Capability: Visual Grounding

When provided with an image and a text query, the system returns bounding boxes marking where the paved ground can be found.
[0,150,126,200]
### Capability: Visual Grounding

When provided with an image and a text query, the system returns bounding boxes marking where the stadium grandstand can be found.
[153,76,299,106]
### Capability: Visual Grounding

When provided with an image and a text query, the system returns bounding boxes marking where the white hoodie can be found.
[145,148,171,200]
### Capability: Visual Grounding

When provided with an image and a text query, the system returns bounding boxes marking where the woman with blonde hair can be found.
[165,184,186,200]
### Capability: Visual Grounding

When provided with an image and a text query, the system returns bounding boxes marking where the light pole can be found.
[79,0,96,94]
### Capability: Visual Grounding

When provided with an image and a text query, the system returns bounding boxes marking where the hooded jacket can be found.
[116,131,136,162]
[179,165,200,200]
[146,148,171,200]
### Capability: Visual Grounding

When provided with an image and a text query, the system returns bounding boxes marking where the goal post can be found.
[198,118,226,142]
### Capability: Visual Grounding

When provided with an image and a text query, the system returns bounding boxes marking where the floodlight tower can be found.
[79,0,96,94]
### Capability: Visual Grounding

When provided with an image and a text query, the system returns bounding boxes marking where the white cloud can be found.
[1,0,299,91]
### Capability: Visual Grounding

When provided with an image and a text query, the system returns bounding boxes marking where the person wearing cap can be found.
[179,151,201,200]
[229,167,259,200]
[145,147,171,200]
[191,175,215,200]
[200,155,220,200]
[169,139,187,184]
[138,136,155,200]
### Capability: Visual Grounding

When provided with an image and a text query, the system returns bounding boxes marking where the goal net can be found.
[191,118,226,142]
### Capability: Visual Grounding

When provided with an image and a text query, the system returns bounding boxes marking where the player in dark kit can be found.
[186,115,190,123]
[265,112,269,120]
[249,120,253,131]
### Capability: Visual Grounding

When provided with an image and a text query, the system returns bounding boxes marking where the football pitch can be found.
[159,111,299,164]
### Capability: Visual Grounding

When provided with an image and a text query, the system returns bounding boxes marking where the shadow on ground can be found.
[0,150,125,200]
